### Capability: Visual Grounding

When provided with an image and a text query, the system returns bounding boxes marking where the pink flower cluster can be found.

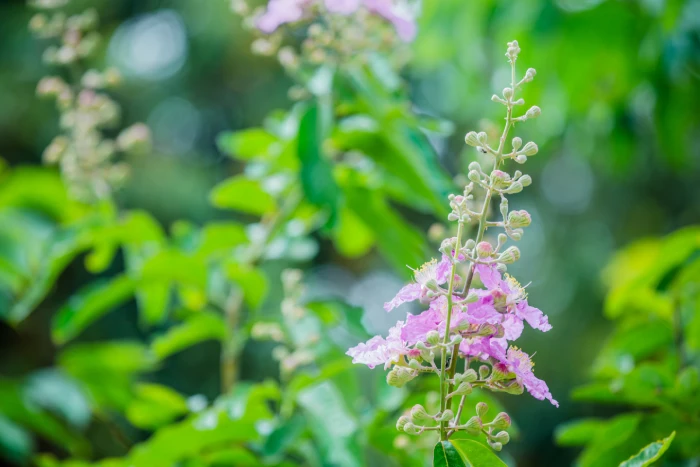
[257,0,417,41]
[347,253,558,406]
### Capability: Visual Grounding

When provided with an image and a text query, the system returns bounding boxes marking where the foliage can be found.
[556,228,700,466]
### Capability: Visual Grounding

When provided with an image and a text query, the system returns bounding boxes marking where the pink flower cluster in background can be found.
[257,0,417,41]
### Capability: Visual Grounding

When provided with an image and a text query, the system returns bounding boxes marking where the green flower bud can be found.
[490,412,512,430]
[476,323,498,336]
[396,415,410,431]
[450,334,463,345]
[387,367,416,388]
[410,404,431,424]
[464,131,479,147]
[403,422,420,434]
[515,154,527,164]
[524,68,536,81]
[479,365,491,379]
[501,380,524,395]
[437,410,454,422]
[408,359,422,370]
[426,330,440,345]
[468,161,481,172]
[490,363,514,382]
[464,415,483,435]
[498,246,521,264]
[502,87,513,100]
[476,132,488,146]
[453,382,472,396]
[511,137,522,151]
[468,170,481,183]
[500,197,509,218]
[463,369,478,383]
[464,291,479,303]
[464,239,476,250]
[519,174,532,187]
[488,440,503,452]
[525,106,541,119]
[493,430,510,445]
[476,241,493,258]
[476,402,489,418]
[508,210,531,229]
[521,141,538,156]
[490,170,510,189]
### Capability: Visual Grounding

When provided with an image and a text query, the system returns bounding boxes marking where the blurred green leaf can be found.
[52,275,137,345]
[24,369,91,430]
[619,431,675,467]
[197,222,248,258]
[210,176,275,216]
[451,438,506,467]
[298,103,340,223]
[204,447,259,466]
[217,129,278,161]
[555,418,608,447]
[331,206,375,258]
[263,414,306,458]
[578,414,644,467]
[0,415,33,464]
[151,311,227,361]
[126,383,188,430]
[433,440,466,467]
[223,264,268,309]
[305,300,369,339]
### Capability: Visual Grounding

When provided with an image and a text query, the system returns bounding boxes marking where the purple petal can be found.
[517,303,552,332]
[476,264,501,290]
[401,308,441,344]
[325,0,361,14]
[384,283,422,312]
[436,255,452,284]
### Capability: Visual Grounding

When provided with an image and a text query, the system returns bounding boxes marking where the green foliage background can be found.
[0,0,699,466]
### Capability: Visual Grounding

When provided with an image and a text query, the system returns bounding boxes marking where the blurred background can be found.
[1,0,699,466]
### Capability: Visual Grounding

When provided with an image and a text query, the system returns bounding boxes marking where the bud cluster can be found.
[230,0,417,99]
[29,0,151,201]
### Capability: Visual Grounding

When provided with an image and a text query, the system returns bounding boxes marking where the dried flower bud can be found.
[490,412,512,430]
[464,416,483,435]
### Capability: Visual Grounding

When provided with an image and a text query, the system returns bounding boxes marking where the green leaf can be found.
[451,438,507,467]
[52,275,137,345]
[331,206,375,258]
[578,413,643,467]
[0,414,34,464]
[263,414,305,458]
[24,369,91,429]
[126,383,188,430]
[210,176,275,216]
[298,103,340,222]
[556,418,608,446]
[619,431,675,467]
[198,222,248,258]
[136,282,171,326]
[433,441,466,467]
[151,312,228,360]
[217,128,278,161]
[223,264,268,309]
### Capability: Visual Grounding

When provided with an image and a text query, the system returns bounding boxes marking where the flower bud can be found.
[464,291,478,303]
[387,367,416,388]
[490,412,512,430]
[490,170,510,189]
[519,174,532,187]
[476,241,493,258]
[464,239,476,250]
[521,141,538,156]
[464,415,483,435]
[504,181,523,194]
[476,132,488,145]
[508,210,531,229]
[479,365,491,379]
[514,154,527,164]
[491,94,506,104]
[525,106,541,119]
[490,362,513,382]
[502,87,513,100]
[408,359,421,370]
[450,334,463,345]
[403,422,420,434]
[476,323,498,337]
[410,404,431,424]
[447,213,459,222]
[511,137,522,151]
[476,402,489,418]
[468,161,481,172]
[488,440,503,452]
[437,410,454,422]
[396,415,410,431]
[467,170,481,183]
[464,131,479,147]
[498,233,507,245]
[525,68,537,81]
[501,380,524,395]
[499,197,508,218]
[426,330,440,345]
[453,382,472,396]
[507,229,523,241]
[494,430,510,445]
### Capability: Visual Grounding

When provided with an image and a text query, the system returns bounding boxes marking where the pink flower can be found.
[256,0,309,33]
[346,321,409,369]
[325,0,361,14]
[363,0,417,41]
[502,346,558,407]
[384,255,453,312]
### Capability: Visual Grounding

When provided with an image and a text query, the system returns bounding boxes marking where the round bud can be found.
[476,402,489,418]
[525,106,541,119]
[525,68,537,81]
[396,415,410,431]
[489,441,503,452]
[464,415,483,435]
[494,430,510,445]
[410,404,431,424]
[403,422,420,434]
[464,291,478,303]
[479,365,491,380]
[468,161,481,172]
[464,131,479,147]
[521,141,538,156]
[476,132,488,145]
[507,210,531,229]
[476,241,493,258]
[490,412,512,430]
[408,359,421,369]
[437,409,454,422]
[490,170,510,189]
[463,369,478,383]
[498,233,508,245]
[467,170,481,183]
[454,382,472,396]
[426,330,440,345]
[519,174,532,187]
[387,367,416,388]
[505,181,523,194]
[511,137,522,150]
[515,154,527,164]
[502,87,513,100]
[508,229,523,241]
[464,239,476,250]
